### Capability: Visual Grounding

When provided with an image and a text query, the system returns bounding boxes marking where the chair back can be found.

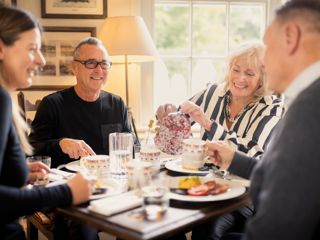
[16,86,68,240]
[17,86,67,127]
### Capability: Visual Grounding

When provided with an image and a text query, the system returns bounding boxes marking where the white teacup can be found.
[140,146,161,174]
[181,138,206,170]
[80,155,109,174]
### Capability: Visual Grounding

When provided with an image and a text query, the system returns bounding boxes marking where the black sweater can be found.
[29,87,132,167]
[0,87,72,239]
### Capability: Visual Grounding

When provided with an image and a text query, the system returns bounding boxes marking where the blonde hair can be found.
[224,42,268,100]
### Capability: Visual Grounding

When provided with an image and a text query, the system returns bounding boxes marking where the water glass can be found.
[133,144,141,159]
[109,132,133,180]
[27,156,51,186]
[141,175,169,221]
[127,160,152,190]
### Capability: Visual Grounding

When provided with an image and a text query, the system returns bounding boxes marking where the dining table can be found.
[54,166,251,240]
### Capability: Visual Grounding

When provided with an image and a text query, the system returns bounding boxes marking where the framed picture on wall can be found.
[0,0,17,5]
[32,26,96,88]
[41,0,107,19]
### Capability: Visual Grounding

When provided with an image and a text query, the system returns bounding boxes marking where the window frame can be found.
[138,0,282,131]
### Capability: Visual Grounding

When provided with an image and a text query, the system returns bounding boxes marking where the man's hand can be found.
[205,141,235,170]
[59,138,95,159]
[180,101,212,130]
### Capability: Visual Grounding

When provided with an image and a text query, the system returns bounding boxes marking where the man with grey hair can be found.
[29,37,134,239]
[189,1,320,240]
[243,0,320,239]
[30,37,133,168]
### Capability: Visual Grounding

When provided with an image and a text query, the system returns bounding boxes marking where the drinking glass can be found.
[109,132,133,180]
[27,156,51,186]
[133,144,141,159]
[127,160,152,190]
[141,174,169,221]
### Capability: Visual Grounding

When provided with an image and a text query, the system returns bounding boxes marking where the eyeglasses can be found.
[74,59,112,70]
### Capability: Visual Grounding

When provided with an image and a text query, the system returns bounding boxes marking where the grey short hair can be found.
[73,37,108,59]
[276,0,320,33]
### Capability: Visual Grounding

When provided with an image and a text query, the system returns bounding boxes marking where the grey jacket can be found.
[244,78,320,240]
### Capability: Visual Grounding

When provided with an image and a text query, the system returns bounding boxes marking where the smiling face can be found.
[0,28,45,90]
[228,56,261,102]
[72,44,110,95]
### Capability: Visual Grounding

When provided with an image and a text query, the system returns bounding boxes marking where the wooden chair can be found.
[17,91,41,127]
[17,86,67,240]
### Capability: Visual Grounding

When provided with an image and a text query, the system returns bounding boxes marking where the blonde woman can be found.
[0,4,94,239]
[157,43,285,158]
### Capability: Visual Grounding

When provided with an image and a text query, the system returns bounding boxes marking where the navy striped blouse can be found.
[189,83,285,158]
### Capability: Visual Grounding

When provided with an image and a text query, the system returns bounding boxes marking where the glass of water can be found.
[141,174,169,221]
[27,156,51,186]
[109,132,133,180]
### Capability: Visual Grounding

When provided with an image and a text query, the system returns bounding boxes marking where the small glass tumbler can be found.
[27,156,51,186]
[141,175,169,221]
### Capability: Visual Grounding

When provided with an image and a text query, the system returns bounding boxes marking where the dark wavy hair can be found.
[0,3,41,155]
[0,3,41,46]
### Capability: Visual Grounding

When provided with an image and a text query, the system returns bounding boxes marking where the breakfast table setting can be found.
[37,112,251,240]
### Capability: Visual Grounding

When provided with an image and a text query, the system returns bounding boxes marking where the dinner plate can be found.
[165,159,210,174]
[160,152,181,168]
[59,160,82,172]
[46,178,122,200]
[168,176,246,202]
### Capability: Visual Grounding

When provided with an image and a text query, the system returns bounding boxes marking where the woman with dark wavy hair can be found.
[0,4,94,239]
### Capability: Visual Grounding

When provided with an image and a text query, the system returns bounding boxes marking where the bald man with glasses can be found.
[29,37,133,168]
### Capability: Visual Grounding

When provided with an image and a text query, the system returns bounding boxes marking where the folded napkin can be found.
[89,191,142,216]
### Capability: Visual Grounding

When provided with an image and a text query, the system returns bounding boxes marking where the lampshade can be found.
[98,16,158,63]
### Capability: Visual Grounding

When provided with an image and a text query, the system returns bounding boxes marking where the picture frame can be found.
[41,0,107,19]
[0,0,17,5]
[32,26,96,89]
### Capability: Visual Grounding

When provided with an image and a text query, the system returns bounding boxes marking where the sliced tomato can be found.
[188,184,209,196]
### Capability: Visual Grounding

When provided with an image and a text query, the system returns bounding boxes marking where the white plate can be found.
[46,178,122,200]
[59,160,82,172]
[168,177,246,202]
[160,152,181,167]
[165,159,210,174]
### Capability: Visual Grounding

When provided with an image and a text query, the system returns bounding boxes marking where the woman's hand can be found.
[205,141,235,170]
[180,101,212,130]
[156,104,177,122]
[27,161,50,184]
[67,173,96,205]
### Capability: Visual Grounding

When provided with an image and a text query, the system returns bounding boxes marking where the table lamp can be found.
[99,16,158,143]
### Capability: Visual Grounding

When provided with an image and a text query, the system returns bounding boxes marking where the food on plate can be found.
[171,178,230,197]
[154,112,191,155]
[178,176,201,189]
[187,180,229,196]
[95,180,102,189]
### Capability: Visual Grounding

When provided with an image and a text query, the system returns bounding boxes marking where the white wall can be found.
[16,0,145,126]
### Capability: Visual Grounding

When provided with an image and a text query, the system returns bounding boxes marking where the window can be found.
[153,0,268,109]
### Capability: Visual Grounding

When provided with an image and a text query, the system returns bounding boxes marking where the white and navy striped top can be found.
[190,83,285,158]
